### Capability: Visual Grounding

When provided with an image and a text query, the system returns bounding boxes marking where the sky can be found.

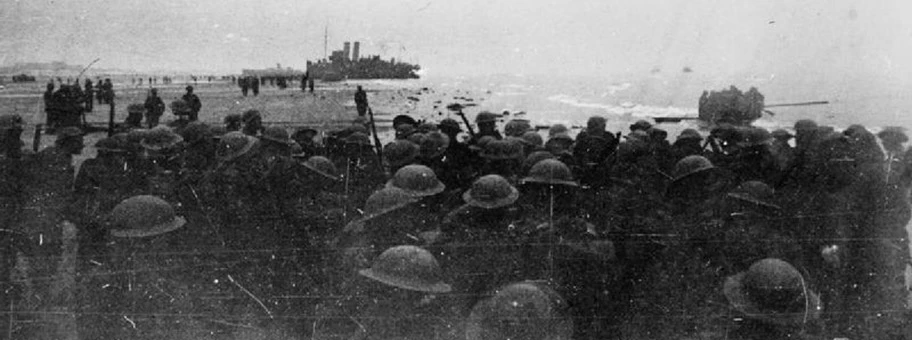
[1,0,912,81]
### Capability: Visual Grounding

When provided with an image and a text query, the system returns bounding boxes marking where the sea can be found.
[359,71,912,140]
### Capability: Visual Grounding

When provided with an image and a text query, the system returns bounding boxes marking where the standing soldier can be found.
[309,77,315,93]
[102,78,114,104]
[83,78,94,113]
[251,76,260,96]
[143,89,165,128]
[301,71,309,92]
[43,82,57,131]
[181,85,202,121]
[354,85,368,117]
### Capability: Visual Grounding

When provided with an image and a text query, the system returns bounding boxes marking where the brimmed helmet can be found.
[481,139,524,160]
[676,128,703,142]
[260,126,295,146]
[420,131,450,159]
[463,174,520,209]
[466,281,572,340]
[504,119,532,137]
[301,156,340,181]
[358,245,452,293]
[179,121,212,145]
[140,126,184,151]
[216,131,258,161]
[384,140,420,168]
[520,131,544,148]
[438,118,462,133]
[344,187,418,233]
[723,258,821,325]
[475,111,498,124]
[521,151,556,175]
[386,164,446,197]
[737,127,773,148]
[108,195,187,238]
[671,155,715,182]
[522,159,578,187]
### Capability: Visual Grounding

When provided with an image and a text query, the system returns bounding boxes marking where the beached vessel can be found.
[306,41,420,81]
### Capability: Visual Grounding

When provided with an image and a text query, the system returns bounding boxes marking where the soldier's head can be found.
[357,85,363,91]
[150,88,158,96]
[56,127,85,155]
[185,85,193,94]
[46,82,54,91]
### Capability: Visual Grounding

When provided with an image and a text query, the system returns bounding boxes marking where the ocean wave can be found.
[547,94,697,118]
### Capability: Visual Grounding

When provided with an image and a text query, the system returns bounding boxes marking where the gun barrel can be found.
[764,101,829,108]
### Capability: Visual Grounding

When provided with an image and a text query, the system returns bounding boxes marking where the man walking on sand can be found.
[354,86,368,117]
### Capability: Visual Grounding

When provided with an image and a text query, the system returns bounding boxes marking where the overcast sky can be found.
[2,0,911,79]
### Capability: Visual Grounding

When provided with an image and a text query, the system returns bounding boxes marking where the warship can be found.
[306,41,420,81]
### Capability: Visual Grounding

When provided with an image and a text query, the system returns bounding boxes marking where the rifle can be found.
[32,124,42,153]
[366,107,384,167]
[455,109,475,137]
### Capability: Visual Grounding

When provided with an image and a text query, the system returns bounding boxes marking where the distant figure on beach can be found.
[239,77,249,96]
[301,71,309,92]
[102,78,114,104]
[182,86,202,121]
[143,89,165,128]
[83,79,94,113]
[354,86,368,116]
[251,77,260,96]
[308,78,315,93]
[43,82,56,129]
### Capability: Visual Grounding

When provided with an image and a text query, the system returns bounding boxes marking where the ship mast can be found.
[324,25,328,59]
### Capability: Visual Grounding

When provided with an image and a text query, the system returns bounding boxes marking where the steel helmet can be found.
[671,155,716,182]
[140,126,184,151]
[463,174,520,209]
[676,128,702,142]
[504,119,532,137]
[466,281,573,340]
[178,121,212,146]
[358,245,452,293]
[384,139,420,168]
[345,132,372,146]
[723,258,821,325]
[260,126,295,146]
[386,164,446,197]
[108,195,187,238]
[520,131,544,149]
[170,99,191,116]
[548,124,569,138]
[420,131,450,159]
[301,156,340,181]
[737,127,773,148]
[438,118,462,133]
[481,139,524,160]
[726,180,780,210]
[475,111,499,124]
[522,159,578,187]
[406,132,427,146]
[469,135,497,152]
[344,187,418,233]
[216,131,258,161]
[521,151,556,175]
[770,129,793,142]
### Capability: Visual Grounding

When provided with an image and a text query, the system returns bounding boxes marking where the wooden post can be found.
[108,98,115,137]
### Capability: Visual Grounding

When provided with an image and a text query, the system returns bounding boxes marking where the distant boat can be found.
[682,66,693,73]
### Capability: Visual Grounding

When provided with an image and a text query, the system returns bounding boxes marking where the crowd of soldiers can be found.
[0,102,911,339]
[42,78,114,132]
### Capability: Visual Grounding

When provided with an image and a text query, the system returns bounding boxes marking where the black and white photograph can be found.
[0,0,911,339]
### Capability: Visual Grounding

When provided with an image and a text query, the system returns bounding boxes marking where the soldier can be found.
[241,109,263,136]
[439,174,525,312]
[337,187,421,270]
[251,76,260,96]
[181,85,202,121]
[74,136,138,254]
[224,113,242,132]
[83,78,94,112]
[503,118,531,138]
[383,139,420,175]
[574,116,618,187]
[723,258,823,339]
[43,82,57,130]
[291,127,323,158]
[469,111,502,145]
[770,129,795,172]
[478,139,525,182]
[354,85,368,117]
[143,89,165,128]
[671,128,704,163]
[102,78,114,104]
[308,77,315,93]
[80,195,222,339]
[385,164,453,225]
